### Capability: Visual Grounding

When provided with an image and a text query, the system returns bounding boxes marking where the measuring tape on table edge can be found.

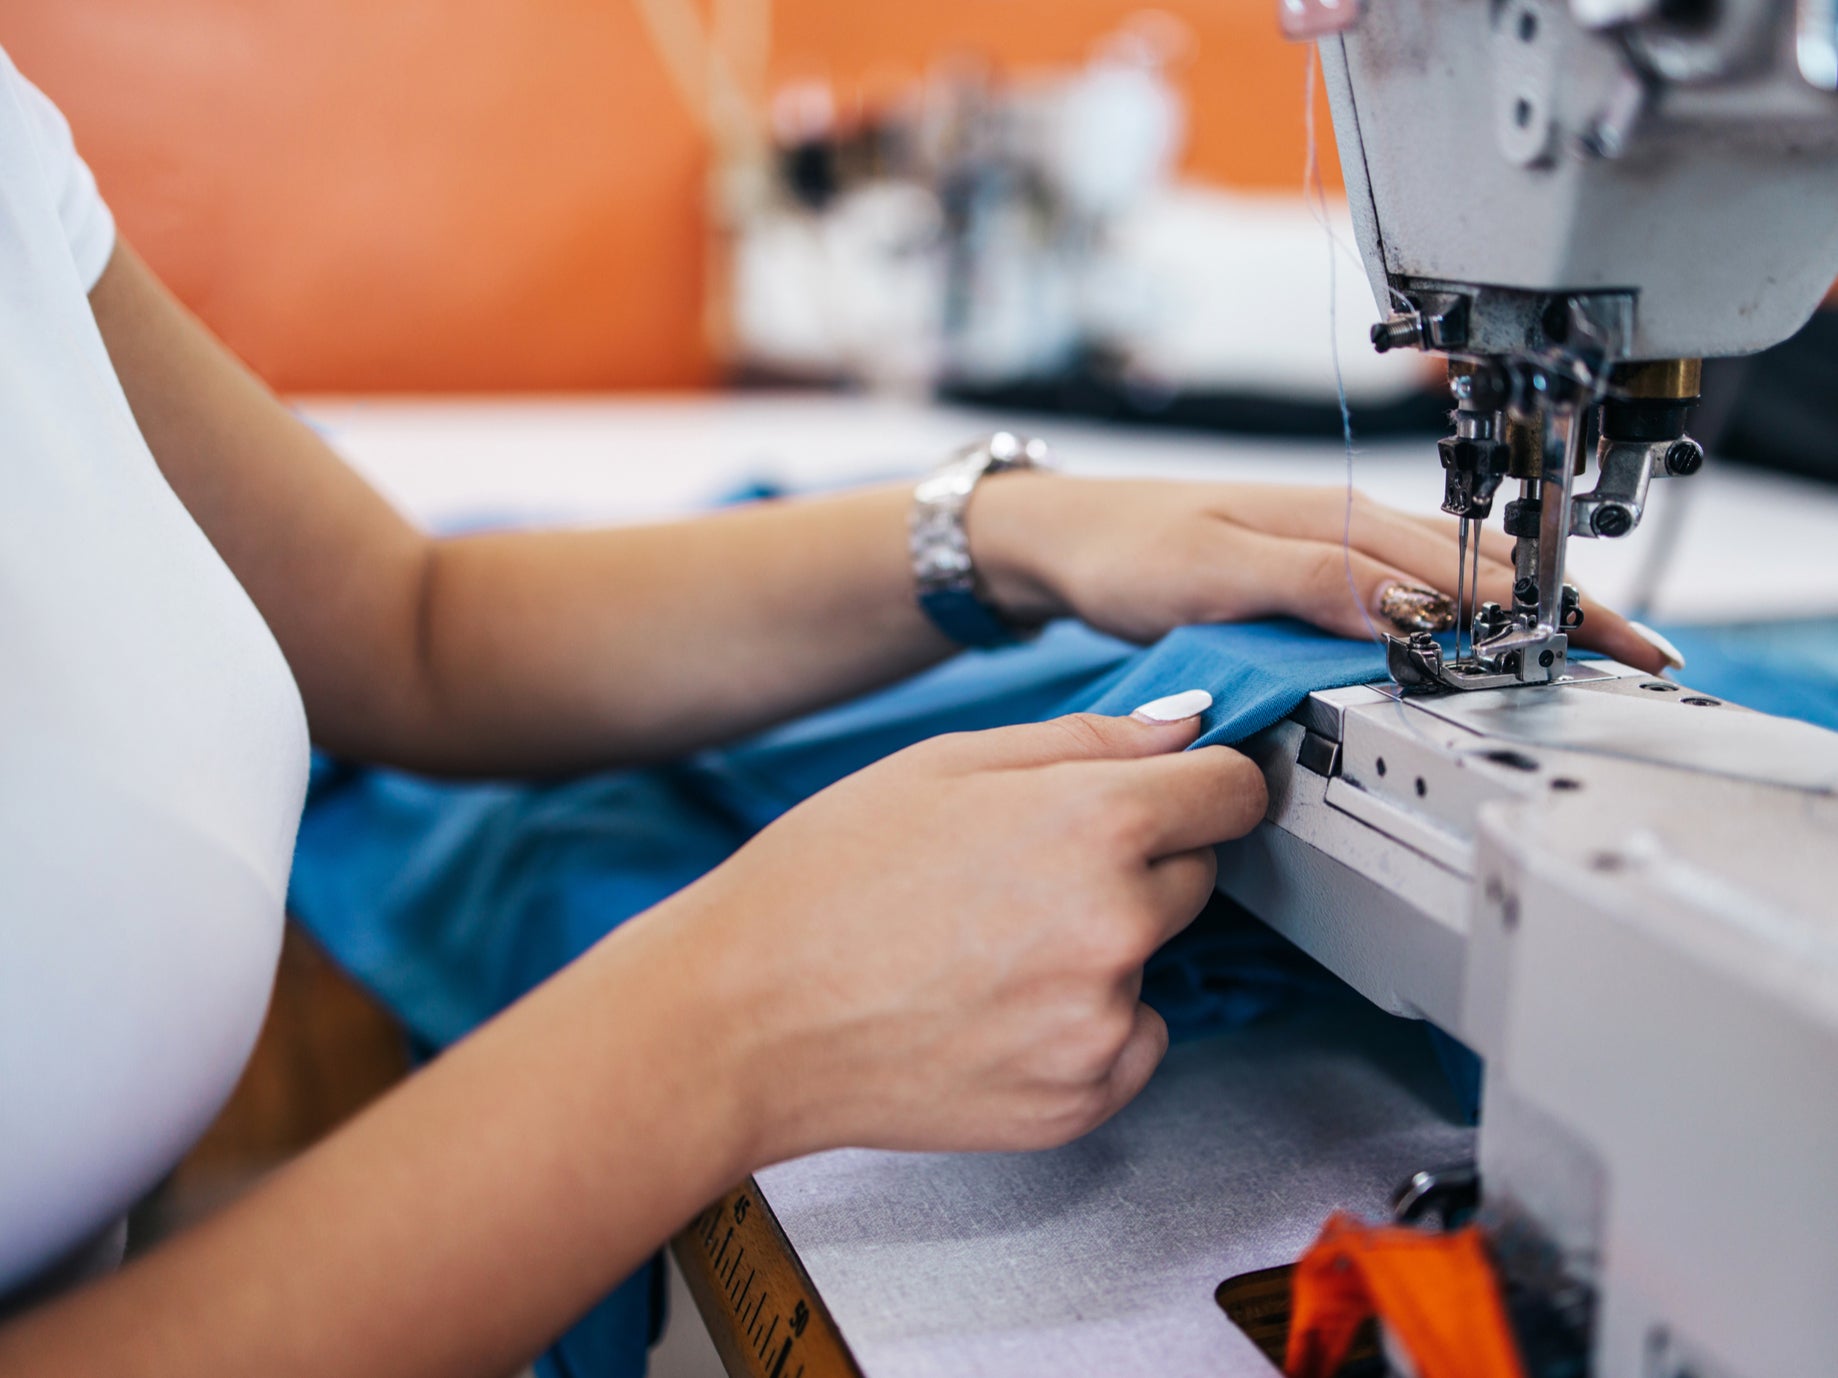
[672,1178,861,1378]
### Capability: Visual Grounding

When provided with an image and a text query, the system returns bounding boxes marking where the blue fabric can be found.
[533,1263,663,1378]
[290,619,1401,1046]
[285,614,1838,1376]
[1646,617,1838,728]
[295,761,753,1050]
[673,619,1396,833]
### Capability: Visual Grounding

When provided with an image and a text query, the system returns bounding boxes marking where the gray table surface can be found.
[757,995,1474,1377]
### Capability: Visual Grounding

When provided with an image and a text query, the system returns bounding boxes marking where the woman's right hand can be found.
[642,692,1267,1166]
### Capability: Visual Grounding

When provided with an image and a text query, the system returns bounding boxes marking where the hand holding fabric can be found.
[970,474,1674,673]
[639,698,1264,1163]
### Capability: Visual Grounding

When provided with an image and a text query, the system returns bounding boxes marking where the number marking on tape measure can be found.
[672,1179,859,1378]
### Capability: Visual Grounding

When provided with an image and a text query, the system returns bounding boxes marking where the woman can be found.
[0,48,1671,1377]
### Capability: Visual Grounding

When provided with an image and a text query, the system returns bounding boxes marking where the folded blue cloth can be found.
[676,619,1401,831]
[286,613,1838,1378]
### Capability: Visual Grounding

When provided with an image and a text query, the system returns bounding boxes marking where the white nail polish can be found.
[1629,620,1687,671]
[1131,689,1213,723]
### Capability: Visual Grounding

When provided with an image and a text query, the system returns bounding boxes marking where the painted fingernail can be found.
[1378,583,1457,633]
[1629,619,1686,671]
[1132,689,1213,723]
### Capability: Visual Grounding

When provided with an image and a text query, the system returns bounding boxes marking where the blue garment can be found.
[286,614,1838,1377]
[290,620,1400,1047]
[675,619,1402,832]
[1649,617,1838,728]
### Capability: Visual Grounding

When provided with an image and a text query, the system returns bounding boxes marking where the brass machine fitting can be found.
[1609,357,1703,400]
[1601,359,1703,468]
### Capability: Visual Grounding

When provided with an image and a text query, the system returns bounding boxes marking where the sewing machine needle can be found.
[1456,518,1470,662]
[1470,520,1483,653]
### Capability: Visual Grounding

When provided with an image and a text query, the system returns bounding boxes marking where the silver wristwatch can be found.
[909,431,1054,649]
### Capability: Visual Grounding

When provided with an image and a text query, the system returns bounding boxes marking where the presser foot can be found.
[1385,628,1570,693]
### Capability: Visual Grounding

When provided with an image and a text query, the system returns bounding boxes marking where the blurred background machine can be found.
[708,0,1838,488]
[718,14,1439,431]
[1211,2,1838,1375]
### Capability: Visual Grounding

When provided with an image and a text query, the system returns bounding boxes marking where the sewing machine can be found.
[1212,2,1838,1373]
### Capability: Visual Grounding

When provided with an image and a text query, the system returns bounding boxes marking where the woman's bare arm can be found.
[88,243,960,774]
[0,902,753,1378]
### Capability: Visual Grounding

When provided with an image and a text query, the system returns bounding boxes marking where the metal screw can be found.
[1664,439,1704,476]
[1370,315,1422,354]
[1539,649,1556,668]
[1578,124,1614,159]
[1591,504,1634,537]
[1513,577,1538,606]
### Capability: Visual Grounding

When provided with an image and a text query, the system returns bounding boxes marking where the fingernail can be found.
[1132,689,1213,723]
[1629,619,1686,671]
[1378,583,1457,633]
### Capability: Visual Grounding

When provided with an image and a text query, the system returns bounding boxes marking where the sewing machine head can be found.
[1207,10,1838,1373]
[1287,0,1838,691]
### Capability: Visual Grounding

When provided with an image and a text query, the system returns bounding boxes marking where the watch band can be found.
[909,431,1054,649]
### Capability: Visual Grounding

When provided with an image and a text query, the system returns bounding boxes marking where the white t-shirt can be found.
[0,50,309,1298]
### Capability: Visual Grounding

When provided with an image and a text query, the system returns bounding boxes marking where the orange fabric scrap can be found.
[1284,1212,1528,1378]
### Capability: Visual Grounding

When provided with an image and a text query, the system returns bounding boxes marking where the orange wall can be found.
[0,1,1328,392]
[769,2,1331,198]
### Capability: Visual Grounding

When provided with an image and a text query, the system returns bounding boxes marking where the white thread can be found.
[1304,48,1384,646]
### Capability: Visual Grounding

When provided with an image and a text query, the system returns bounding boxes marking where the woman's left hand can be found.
[969,474,1677,675]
